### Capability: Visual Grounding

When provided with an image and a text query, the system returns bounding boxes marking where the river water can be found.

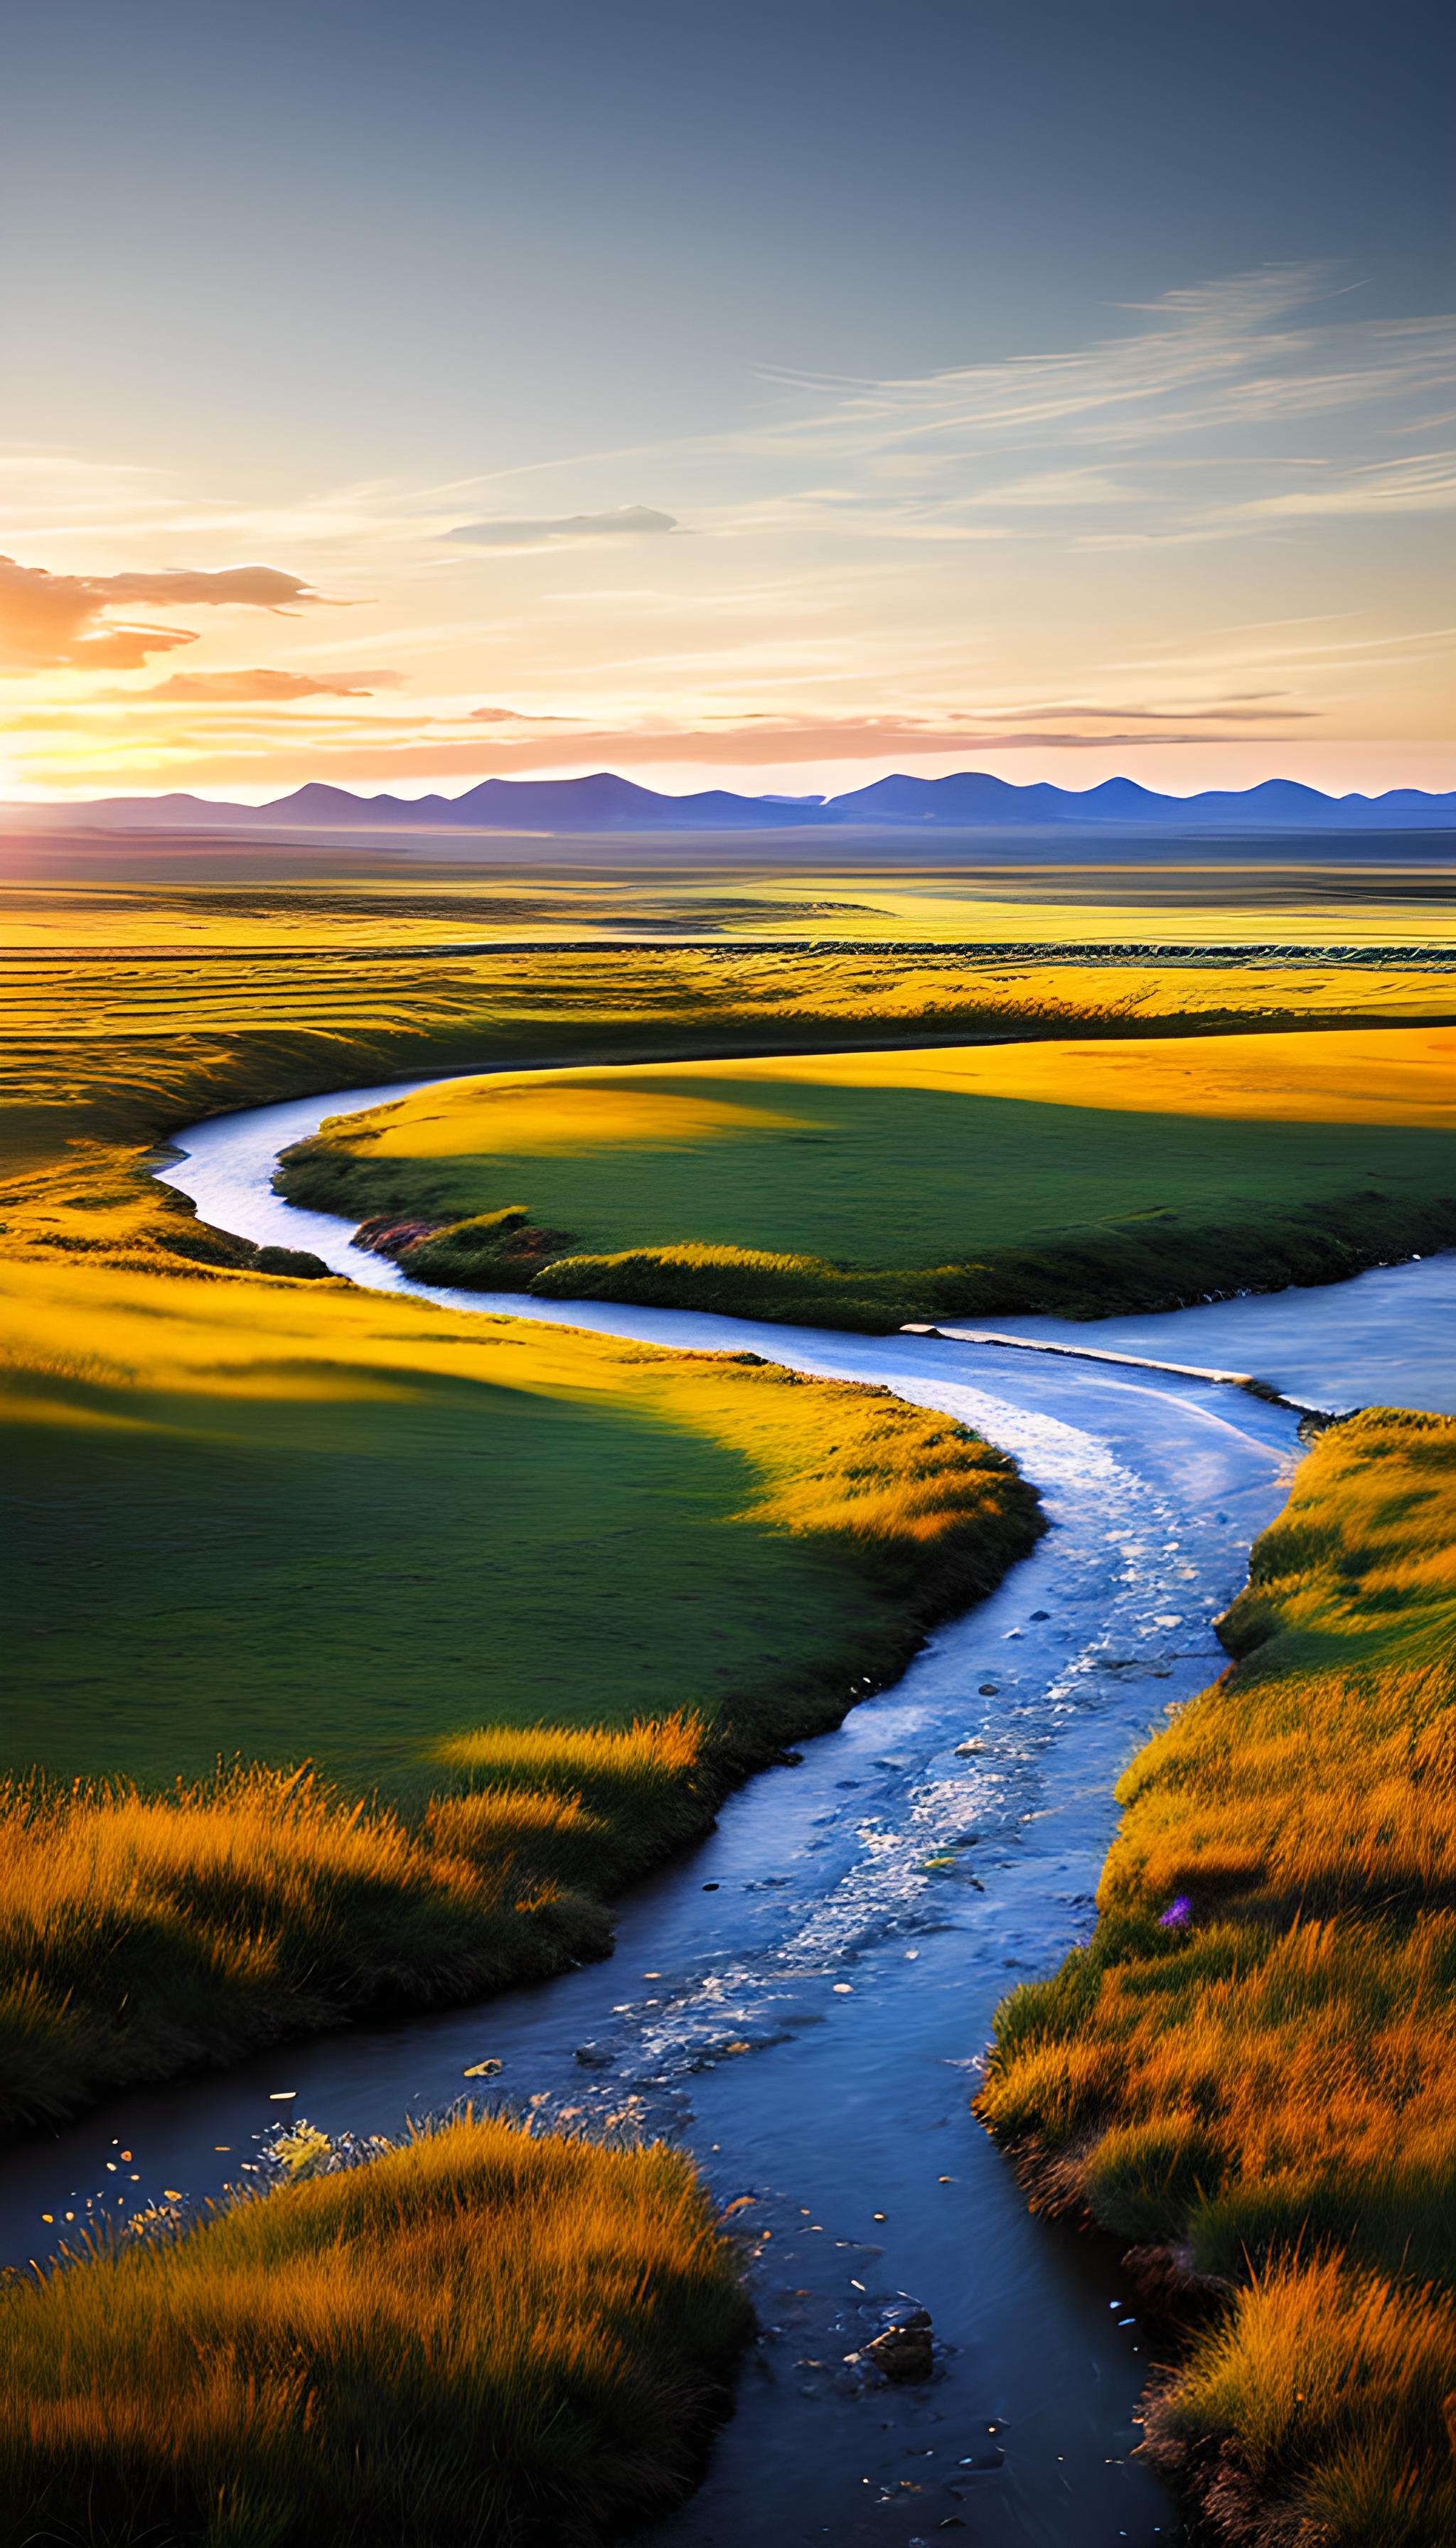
[6,1076,1452,2547]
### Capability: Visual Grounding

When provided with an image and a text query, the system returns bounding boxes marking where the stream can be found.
[7,1073,1455,2547]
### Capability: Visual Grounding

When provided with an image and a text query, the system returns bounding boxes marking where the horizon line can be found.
[6,765,1456,814]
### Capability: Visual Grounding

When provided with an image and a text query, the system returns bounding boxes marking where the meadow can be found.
[0,2109,751,2547]
[6,885,1456,2537]
[4,909,1452,2131]
[279,1022,1456,1328]
[979,1408,1456,2545]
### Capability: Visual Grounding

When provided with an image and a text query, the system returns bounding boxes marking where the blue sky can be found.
[1,0,1451,798]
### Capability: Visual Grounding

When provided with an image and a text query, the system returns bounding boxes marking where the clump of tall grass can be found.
[0,2109,751,2548]
[433,1714,710,1887]
[980,1409,1456,2539]
[1148,2255,1456,2547]
[0,1750,668,2136]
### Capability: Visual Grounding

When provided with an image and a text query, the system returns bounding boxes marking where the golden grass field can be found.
[318,1018,1456,1148]
[0,2109,751,2547]
[980,1409,1456,2546]
[4,856,1455,949]
[9,927,1451,1302]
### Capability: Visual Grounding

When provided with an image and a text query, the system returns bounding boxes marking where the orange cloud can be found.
[0,557,334,673]
[469,705,583,724]
[1,706,1320,799]
[112,667,400,704]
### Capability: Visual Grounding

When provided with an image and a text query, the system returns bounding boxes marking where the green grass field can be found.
[279,1025,1456,1327]
[1,1252,1034,1797]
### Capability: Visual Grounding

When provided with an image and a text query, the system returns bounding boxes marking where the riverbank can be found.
[0,2108,751,2548]
[3,1236,1037,1795]
[273,1025,1456,1330]
[979,1406,1456,2544]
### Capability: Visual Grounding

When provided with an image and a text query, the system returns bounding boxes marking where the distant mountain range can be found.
[18,770,1456,833]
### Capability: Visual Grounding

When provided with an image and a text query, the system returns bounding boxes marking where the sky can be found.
[1,0,1452,804]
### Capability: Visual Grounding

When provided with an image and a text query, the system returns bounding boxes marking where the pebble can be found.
[861,2310,935,2383]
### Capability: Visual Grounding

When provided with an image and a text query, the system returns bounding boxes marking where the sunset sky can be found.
[2,0,1452,803]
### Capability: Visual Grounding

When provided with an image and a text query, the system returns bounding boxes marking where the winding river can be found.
[6,1074,1455,2547]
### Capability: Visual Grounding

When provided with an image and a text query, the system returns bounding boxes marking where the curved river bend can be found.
[6,1076,1452,2547]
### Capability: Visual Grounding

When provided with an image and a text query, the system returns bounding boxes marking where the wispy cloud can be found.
[468,704,583,722]
[1,265,1452,798]
[729,269,1456,548]
[102,667,399,704]
[1230,449,1456,519]
[445,505,678,547]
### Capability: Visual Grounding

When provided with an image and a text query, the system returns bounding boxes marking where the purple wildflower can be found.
[1158,1895,1192,1929]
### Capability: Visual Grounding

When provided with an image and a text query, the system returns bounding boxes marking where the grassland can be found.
[8,930,1450,1315]
[5,893,1456,2534]
[277,1023,1456,1329]
[978,1408,1456,2545]
[5,850,1456,951]
[3,1247,1036,1792]
[0,2109,751,2548]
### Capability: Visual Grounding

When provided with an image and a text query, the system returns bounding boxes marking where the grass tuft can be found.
[0,2109,752,2548]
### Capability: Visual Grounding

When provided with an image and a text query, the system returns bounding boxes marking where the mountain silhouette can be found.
[32,769,1456,834]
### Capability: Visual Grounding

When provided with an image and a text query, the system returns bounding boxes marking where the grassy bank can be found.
[0,2110,751,2548]
[978,1408,1456,2544]
[1,1246,1037,2131]
[277,1024,1456,1329]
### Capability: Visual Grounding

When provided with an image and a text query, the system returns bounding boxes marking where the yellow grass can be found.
[350,1078,811,1155]
[341,1023,1456,1165]
[2,934,1449,1290]
[980,1410,1456,2543]
[1153,2257,1456,2547]
[3,1233,1037,2121]
[0,2109,751,2547]
[4,865,1455,951]
[0,1734,712,2134]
